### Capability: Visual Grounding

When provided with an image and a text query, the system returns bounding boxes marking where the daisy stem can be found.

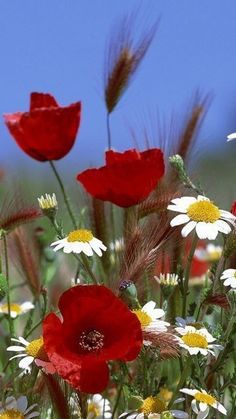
[182,234,198,317]
[208,301,236,376]
[2,233,14,336]
[74,254,98,285]
[212,254,226,294]
[78,392,88,419]
[49,160,77,230]
[44,373,70,419]
[111,366,125,419]
[106,112,112,149]
[168,357,190,408]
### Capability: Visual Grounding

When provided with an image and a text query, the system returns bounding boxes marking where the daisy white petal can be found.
[51,229,106,257]
[7,346,26,352]
[196,222,207,239]
[170,214,190,227]
[167,205,187,213]
[27,413,40,419]
[168,195,234,240]
[17,396,28,412]
[214,219,231,234]
[227,132,236,141]
[19,356,34,369]
[181,221,197,237]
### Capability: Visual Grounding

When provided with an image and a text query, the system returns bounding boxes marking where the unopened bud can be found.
[38,193,58,220]
[119,280,139,307]
[161,412,174,419]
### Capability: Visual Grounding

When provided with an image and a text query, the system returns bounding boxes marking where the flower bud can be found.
[119,280,139,307]
[38,193,58,220]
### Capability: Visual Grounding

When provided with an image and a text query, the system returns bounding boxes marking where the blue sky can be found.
[1,0,236,174]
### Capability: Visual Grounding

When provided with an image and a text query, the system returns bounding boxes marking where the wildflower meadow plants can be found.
[1,11,236,419]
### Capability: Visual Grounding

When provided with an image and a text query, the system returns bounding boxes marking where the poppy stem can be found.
[106,113,112,149]
[49,160,77,230]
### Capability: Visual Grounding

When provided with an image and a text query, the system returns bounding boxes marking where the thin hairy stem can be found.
[49,160,77,229]
[182,234,198,317]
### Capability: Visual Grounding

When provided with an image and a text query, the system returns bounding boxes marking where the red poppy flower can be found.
[77,148,165,207]
[4,92,81,162]
[43,285,142,393]
[231,201,236,216]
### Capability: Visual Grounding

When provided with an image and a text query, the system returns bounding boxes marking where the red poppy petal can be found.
[48,351,109,393]
[77,148,164,207]
[30,92,58,110]
[4,95,81,162]
[44,286,142,362]
[5,101,81,161]
[106,149,140,165]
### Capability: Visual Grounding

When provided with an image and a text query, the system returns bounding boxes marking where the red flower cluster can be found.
[77,148,164,207]
[43,285,142,393]
[4,92,81,162]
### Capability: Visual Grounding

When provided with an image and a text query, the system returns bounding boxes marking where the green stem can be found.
[169,358,190,408]
[106,112,112,150]
[182,234,198,317]
[78,393,88,419]
[49,160,77,230]
[2,234,14,336]
[212,254,226,294]
[25,317,43,339]
[111,378,124,419]
[207,304,236,376]
[79,254,98,285]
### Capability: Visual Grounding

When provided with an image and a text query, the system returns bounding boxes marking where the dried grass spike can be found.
[143,330,180,360]
[203,294,230,310]
[104,13,158,113]
[11,226,41,297]
[177,93,210,161]
[0,192,42,233]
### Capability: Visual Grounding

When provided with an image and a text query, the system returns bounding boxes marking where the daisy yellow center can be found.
[26,336,47,360]
[208,250,221,262]
[0,410,24,419]
[132,310,152,327]
[0,304,22,314]
[194,392,216,405]
[140,396,166,414]
[87,403,100,417]
[67,229,93,243]
[187,201,220,223]
[159,387,173,402]
[182,332,208,348]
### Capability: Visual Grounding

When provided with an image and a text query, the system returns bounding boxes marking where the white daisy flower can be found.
[87,394,111,419]
[119,395,188,419]
[180,388,226,418]
[133,301,170,334]
[51,229,107,257]
[220,268,236,289]
[194,243,222,262]
[0,302,34,318]
[0,395,39,418]
[168,195,235,240]
[155,273,179,286]
[227,132,236,142]
[38,193,58,210]
[7,336,54,374]
[175,325,222,356]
